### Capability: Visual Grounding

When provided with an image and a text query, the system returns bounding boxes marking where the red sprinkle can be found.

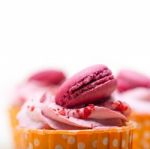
[115,101,128,112]
[40,93,47,103]
[58,109,66,116]
[20,97,26,103]
[43,124,50,129]
[88,104,95,110]
[72,112,75,116]
[76,109,80,113]
[82,107,92,119]
[30,106,35,112]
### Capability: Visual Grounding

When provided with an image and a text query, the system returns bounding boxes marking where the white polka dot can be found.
[144,132,150,138]
[138,124,142,129]
[142,141,150,149]
[28,143,33,149]
[129,135,132,143]
[62,134,68,139]
[34,138,40,146]
[113,139,118,147]
[145,121,150,126]
[117,128,122,133]
[126,130,129,136]
[102,137,108,146]
[122,139,126,148]
[133,133,138,140]
[23,133,28,140]
[67,136,75,144]
[92,140,97,148]
[78,142,85,149]
[55,144,63,149]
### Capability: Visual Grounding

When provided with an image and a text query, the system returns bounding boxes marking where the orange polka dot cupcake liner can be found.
[9,106,20,129]
[14,122,134,149]
[130,113,150,149]
[8,106,21,148]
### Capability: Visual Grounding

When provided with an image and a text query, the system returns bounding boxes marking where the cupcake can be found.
[16,65,134,149]
[115,69,150,149]
[9,69,66,148]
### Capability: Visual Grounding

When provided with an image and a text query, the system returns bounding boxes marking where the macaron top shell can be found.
[55,65,117,108]
[28,69,66,86]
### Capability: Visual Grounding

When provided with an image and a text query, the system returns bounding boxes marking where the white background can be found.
[0,0,150,148]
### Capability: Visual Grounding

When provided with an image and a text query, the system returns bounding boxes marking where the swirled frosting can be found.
[17,93,131,130]
[11,81,58,106]
[114,88,150,113]
[115,69,150,113]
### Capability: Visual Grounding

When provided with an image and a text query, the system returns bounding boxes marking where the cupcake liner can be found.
[8,106,21,149]
[130,113,150,149]
[15,122,134,149]
[9,106,20,130]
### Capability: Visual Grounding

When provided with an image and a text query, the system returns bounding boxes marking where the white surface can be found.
[0,0,150,148]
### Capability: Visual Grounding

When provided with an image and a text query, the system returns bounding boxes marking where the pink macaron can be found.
[55,64,117,108]
[117,69,150,92]
[28,69,66,86]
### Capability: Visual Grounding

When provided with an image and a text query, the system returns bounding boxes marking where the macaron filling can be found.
[68,69,113,99]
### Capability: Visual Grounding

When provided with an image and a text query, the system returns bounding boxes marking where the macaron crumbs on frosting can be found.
[17,65,131,129]
[16,65,134,149]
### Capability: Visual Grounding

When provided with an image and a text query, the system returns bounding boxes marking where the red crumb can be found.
[83,107,92,119]
[30,106,35,112]
[20,97,26,103]
[76,109,80,113]
[88,104,95,110]
[72,112,75,116]
[79,104,95,119]
[114,101,128,112]
[43,124,51,129]
[40,93,47,103]
[58,109,66,116]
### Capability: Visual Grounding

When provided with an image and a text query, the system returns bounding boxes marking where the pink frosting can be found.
[17,94,130,130]
[114,87,150,113]
[11,81,58,106]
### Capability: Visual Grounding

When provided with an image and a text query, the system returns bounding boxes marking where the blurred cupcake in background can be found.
[114,69,150,149]
[15,65,135,149]
[9,69,66,148]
